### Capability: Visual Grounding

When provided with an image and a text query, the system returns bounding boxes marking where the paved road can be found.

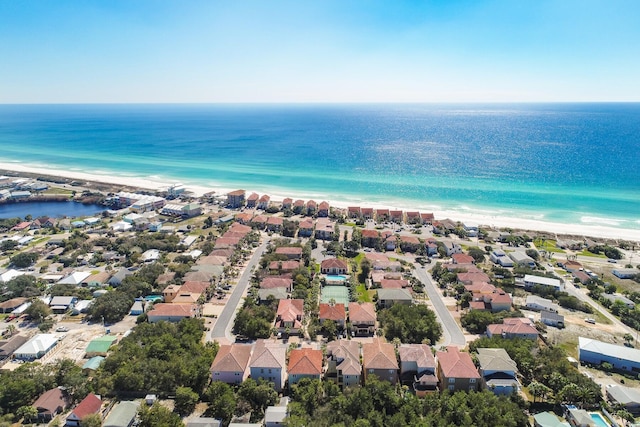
[207,237,271,342]
[413,267,467,346]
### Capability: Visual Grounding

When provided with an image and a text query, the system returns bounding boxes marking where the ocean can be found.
[0,103,638,230]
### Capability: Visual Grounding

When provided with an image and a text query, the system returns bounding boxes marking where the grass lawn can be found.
[356,284,371,302]
[578,250,606,258]
[533,238,565,253]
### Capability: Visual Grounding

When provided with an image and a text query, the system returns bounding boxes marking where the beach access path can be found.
[413,265,467,346]
[207,236,271,343]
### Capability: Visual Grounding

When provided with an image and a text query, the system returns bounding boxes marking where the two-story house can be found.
[348,302,377,336]
[362,338,398,385]
[287,348,323,388]
[210,344,253,385]
[436,346,481,393]
[275,299,304,335]
[476,348,520,395]
[318,303,346,330]
[249,340,287,392]
[399,344,437,396]
[326,340,362,388]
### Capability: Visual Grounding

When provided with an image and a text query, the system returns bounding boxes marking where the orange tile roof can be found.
[319,303,346,322]
[321,258,348,270]
[261,277,293,289]
[348,302,377,323]
[210,344,253,373]
[363,338,398,370]
[437,347,480,379]
[288,348,323,375]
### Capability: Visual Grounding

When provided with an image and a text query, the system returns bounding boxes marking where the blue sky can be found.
[1,0,639,103]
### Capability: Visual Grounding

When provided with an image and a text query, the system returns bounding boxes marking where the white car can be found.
[56,326,70,332]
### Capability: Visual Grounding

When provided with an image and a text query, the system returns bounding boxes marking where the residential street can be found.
[207,236,271,342]
[413,266,467,346]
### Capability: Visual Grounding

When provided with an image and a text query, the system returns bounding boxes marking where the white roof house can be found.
[57,271,92,286]
[523,275,564,291]
[141,249,160,263]
[111,221,133,232]
[579,337,640,373]
[14,334,58,360]
[0,269,25,283]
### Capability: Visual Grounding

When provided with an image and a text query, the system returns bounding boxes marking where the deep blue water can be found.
[0,103,638,229]
[0,201,104,219]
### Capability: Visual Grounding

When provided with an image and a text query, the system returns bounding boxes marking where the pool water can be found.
[325,275,348,282]
[590,413,610,427]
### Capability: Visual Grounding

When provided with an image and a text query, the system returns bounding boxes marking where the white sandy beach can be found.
[1,161,639,242]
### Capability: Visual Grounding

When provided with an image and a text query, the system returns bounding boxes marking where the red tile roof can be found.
[452,253,475,264]
[277,299,304,322]
[275,247,303,256]
[487,318,537,337]
[319,303,346,322]
[260,277,293,289]
[380,279,409,289]
[321,258,348,271]
[437,347,480,379]
[228,190,245,196]
[70,393,101,420]
[288,348,323,375]
[400,235,420,244]
[361,229,380,238]
[247,192,259,201]
[266,216,283,225]
[348,302,376,323]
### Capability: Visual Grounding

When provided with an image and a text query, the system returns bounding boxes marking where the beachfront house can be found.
[227,190,246,208]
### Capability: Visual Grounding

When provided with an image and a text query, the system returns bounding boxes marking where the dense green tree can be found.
[15,406,37,423]
[95,319,217,396]
[460,310,501,334]
[378,304,442,344]
[205,381,236,426]
[467,247,486,263]
[86,291,134,324]
[237,378,278,421]
[138,403,184,427]
[174,386,199,416]
[25,299,51,323]
[10,252,39,268]
[79,413,102,427]
[1,275,40,301]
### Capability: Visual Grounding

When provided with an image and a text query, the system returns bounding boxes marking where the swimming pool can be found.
[325,274,348,283]
[590,413,610,427]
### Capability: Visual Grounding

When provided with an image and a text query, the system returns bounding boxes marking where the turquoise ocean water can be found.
[0,103,638,230]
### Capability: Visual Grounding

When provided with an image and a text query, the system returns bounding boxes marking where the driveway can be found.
[207,236,271,342]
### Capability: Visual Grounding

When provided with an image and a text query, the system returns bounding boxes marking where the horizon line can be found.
[1,100,640,106]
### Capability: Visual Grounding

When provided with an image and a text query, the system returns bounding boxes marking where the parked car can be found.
[56,326,70,332]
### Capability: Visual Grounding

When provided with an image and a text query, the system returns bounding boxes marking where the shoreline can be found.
[1,161,639,243]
